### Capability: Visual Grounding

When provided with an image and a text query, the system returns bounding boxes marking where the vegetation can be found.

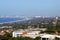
[0,32,41,40]
[0,17,60,40]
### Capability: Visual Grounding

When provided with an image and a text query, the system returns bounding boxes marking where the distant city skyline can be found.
[0,0,60,16]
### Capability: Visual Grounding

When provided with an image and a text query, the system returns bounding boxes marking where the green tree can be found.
[34,37,41,40]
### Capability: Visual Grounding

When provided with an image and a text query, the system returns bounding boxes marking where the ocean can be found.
[0,18,27,24]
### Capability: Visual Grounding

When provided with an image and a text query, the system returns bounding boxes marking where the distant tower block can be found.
[54,17,58,27]
[56,17,58,19]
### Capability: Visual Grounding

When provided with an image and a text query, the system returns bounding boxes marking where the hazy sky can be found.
[0,0,60,16]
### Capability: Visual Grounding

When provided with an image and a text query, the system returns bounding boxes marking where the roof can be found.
[40,34,55,39]
[13,29,40,33]
[56,36,60,38]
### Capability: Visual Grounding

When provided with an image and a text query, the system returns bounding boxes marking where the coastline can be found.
[0,18,32,24]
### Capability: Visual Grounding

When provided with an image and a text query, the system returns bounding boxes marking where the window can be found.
[42,38,48,40]
[17,34,22,37]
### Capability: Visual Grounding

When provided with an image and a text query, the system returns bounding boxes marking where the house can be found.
[12,29,40,38]
[55,36,60,40]
[0,30,6,35]
[40,34,55,40]
[0,26,14,33]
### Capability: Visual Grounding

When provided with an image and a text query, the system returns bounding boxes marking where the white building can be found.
[56,36,60,38]
[55,36,60,40]
[40,34,55,40]
[12,29,40,38]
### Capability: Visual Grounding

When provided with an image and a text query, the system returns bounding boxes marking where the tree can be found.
[34,37,41,40]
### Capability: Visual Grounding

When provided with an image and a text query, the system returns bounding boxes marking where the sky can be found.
[0,0,60,16]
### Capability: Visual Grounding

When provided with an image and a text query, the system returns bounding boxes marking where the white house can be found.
[12,29,40,38]
[40,34,55,40]
[55,36,60,40]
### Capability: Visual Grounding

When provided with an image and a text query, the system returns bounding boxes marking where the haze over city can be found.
[0,0,60,16]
